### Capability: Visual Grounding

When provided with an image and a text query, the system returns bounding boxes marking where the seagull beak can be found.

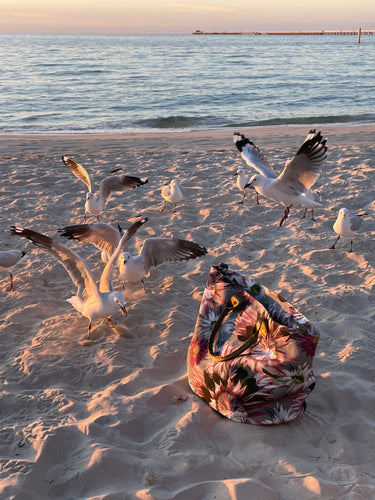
[119,303,128,317]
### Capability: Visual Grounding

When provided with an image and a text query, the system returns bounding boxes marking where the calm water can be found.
[1,33,375,134]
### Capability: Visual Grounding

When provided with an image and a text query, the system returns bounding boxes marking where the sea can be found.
[1,33,375,135]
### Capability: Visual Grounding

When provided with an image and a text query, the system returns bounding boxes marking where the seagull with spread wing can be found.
[58,218,207,290]
[10,226,129,338]
[62,156,148,222]
[233,130,327,227]
[58,218,147,264]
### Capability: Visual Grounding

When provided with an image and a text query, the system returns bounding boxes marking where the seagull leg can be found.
[278,205,292,229]
[106,318,116,328]
[238,193,245,205]
[301,208,308,219]
[84,212,87,223]
[87,321,92,339]
[350,239,354,253]
[329,235,340,249]
[8,272,13,292]
[160,201,166,213]
[310,209,316,221]
[141,278,146,291]
[256,192,260,205]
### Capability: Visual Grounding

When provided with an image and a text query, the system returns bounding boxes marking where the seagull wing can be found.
[10,226,98,300]
[161,184,171,200]
[277,130,327,193]
[58,223,121,257]
[233,132,276,178]
[99,233,127,293]
[349,214,366,232]
[139,238,208,275]
[99,175,148,203]
[62,156,92,192]
[98,218,148,292]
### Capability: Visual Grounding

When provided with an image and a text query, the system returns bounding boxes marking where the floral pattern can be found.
[187,264,319,425]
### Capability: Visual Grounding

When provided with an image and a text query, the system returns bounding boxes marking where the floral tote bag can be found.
[187,264,319,425]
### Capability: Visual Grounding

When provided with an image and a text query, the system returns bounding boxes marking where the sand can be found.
[1,125,375,499]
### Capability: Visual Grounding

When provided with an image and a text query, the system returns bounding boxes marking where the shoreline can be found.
[1,123,375,154]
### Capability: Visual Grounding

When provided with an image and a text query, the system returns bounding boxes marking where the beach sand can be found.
[1,125,375,499]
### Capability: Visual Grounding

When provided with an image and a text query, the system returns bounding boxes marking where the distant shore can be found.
[192,29,375,36]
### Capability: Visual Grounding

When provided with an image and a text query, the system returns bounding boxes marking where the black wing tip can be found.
[10,226,53,248]
[179,239,208,259]
[298,130,327,158]
[10,225,22,236]
[57,224,90,239]
[233,132,256,152]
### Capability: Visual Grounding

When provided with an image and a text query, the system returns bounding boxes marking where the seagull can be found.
[0,250,27,292]
[58,218,148,264]
[120,237,208,289]
[329,208,368,252]
[301,190,321,220]
[62,156,148,222]
[233,130,327,227]
[10,226,129,339]
[161,179,183,212]
[58,219,207,289]
[234,168,253,204]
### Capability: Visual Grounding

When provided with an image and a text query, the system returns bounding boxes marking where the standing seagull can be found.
[234,168,253,204]
[161,179,183,212]
[233,130,327,227]
[10,226,129,338]
[62,156,148,222]
[0,250,27,292]
[329,208,367,252]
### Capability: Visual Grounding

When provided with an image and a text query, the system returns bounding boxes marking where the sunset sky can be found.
[1,0,374,34]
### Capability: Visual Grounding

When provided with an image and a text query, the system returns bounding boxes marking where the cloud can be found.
[168,3,235,13]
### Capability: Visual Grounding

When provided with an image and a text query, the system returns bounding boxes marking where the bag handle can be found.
[208,294,268,362]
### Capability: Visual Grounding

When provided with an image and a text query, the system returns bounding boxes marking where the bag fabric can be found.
[187,264,319,425]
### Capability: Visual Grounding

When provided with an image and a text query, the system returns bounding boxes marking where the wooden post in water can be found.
[358,27,361,43]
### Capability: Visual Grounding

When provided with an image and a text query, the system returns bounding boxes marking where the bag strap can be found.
[208,294,268,362]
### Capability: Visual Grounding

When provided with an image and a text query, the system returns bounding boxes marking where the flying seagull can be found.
[10,226,129,338]
[233,130,327,227]
[329,208,367,252]
[62,156,148,222]
[0,250,27,292]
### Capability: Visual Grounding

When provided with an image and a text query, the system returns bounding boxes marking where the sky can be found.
[1,0,375,34]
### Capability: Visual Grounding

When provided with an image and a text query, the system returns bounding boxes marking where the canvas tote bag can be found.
[187,264,319,425]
